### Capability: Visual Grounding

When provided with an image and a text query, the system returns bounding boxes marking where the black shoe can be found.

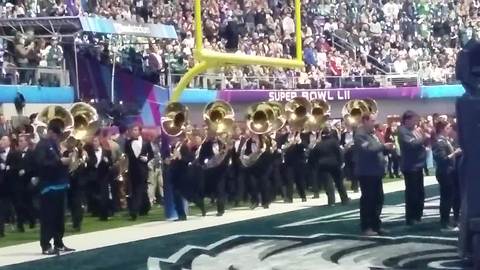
[56,246,75,253]
[389,174,394,179]
[376,228,390,235]
[42,248,58,255]
[250,203,259,210]
[17,226,25,233]
[284,198,293,203]
[216,212,224,217]
[29,222,36,229]
[0,231,4,238]
[175,215,187,221]
[301,198,307,202]
[341,198,351,205]
[263,204,269,209]
[73,226,81,232]
[130,214,137,221]
[312,194,319,199]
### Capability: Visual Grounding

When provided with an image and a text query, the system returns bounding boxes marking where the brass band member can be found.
[12,134,36,232]
[354,113,394,236]
[124,124,154,221]
[64,137,86,231]
[398,111,428,226]
[167,132,206,221]
[284,130,307,202]
[86,136,113,221]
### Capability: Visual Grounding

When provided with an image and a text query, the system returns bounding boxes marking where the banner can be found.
[217,87,421,103]
[80,17,178,39]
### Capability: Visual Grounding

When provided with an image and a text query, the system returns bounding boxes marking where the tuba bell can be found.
[267,101,286,132]
[203,100,235,135]
[306,99,330,132]
[245,102,276,134]
[363,98,378,116]
[161,102,189,137]
[201,100,236,169]
[70,102,99,141]
[341,99,370,127]
[34,105,74,139]
[285,97,311,132]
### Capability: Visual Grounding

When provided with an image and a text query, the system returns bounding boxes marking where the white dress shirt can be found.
[95,148,102,168]
[132,137,143,158]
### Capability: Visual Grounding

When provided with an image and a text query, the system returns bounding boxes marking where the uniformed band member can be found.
[432,119,462,230]
[354,113,394,236]
[124,124,153,221]
[398,111,427,226]
[35,119,74,255]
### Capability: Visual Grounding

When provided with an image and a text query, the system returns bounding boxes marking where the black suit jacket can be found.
[86,148,113,183]
[14,148,35,191]
[310,136,343,169]
[125,138,154,185]
[432,136,455,175]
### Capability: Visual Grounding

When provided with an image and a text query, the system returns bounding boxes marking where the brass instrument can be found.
[285,97,311,132]
[240,102,277,168]
[306,99,330,133]
[161,102,189,137]
[203,100,234,135]
[267,101,287,132]
[70,102,100,141]
[202,101,235,169]
[363,98,378,116]
[341,99,370,127]
[34,105,74,140]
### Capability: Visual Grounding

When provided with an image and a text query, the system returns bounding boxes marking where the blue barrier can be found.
[420,84,465,98]
[0,85,74,103]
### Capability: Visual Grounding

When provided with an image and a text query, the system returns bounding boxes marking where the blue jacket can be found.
[353,126,386,177]
[398,126,427,172]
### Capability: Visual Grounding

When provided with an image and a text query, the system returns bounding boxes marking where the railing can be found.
[1,65,70,86]
[169,72,459,90]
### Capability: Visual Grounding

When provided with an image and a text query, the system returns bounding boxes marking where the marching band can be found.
[0,98,463,253]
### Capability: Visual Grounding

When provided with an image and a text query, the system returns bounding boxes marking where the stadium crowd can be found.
[0,0,477,87]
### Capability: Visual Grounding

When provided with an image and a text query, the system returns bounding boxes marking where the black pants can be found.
[452,168,461,224]
[68,187,85,229]
[319,166,349,203]
[343,149,358,192]
[387,150,400,177]
[98,179,112,220]
[285,163,306,200]
[358,175,384,231]
[129,182,150,219]
[247,169,272,207]
[436,172,455,227]
[0,197,9,236]
[204,167,227,214]
[40,190,66,250]
[403,170,425,223]
[312,170,335,204]
[13,189,36,229]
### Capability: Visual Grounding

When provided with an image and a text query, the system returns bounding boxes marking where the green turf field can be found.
[0,183,468,270]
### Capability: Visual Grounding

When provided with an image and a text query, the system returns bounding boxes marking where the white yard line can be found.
[0,177,438,267]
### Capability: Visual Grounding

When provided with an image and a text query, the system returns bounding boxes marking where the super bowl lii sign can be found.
[216,87,422,103]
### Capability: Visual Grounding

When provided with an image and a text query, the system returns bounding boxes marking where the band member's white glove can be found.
[31,177,39,186]
[139,155,148,162]
[19,169,25,176]
[0,164,5,170]
[103,157,109,163]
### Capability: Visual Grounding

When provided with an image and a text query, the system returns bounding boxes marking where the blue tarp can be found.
[80,17,178,39]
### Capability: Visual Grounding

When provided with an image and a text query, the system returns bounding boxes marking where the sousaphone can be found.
[161,102,189,137]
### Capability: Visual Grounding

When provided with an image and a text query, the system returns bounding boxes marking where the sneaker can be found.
[55,246,76,253]
[362,229,379,236]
